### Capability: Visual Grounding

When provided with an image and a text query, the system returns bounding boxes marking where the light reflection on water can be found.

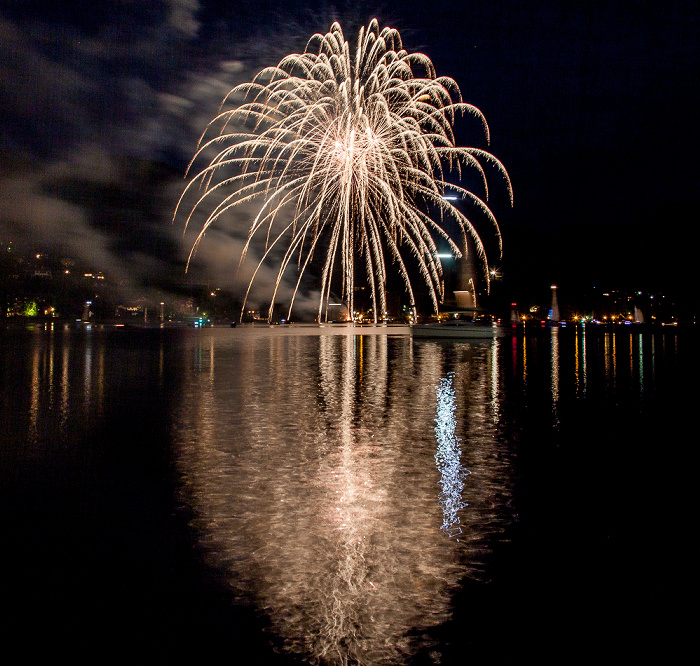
[1,324,169,447]
[434,372,469,538]
[175,327,512,664]
[1,323,690,661]
[550,327,560,426]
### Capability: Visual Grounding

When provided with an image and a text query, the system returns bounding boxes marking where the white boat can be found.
[411,321,509,338]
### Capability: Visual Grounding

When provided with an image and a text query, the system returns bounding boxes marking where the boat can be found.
[411,320,509,338]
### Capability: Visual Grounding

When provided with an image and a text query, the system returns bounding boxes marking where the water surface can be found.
[1,323,696,661]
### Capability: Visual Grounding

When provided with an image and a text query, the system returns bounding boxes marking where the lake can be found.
[1,323,696,661]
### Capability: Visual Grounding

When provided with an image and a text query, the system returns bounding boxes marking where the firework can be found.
[176,19,512,322]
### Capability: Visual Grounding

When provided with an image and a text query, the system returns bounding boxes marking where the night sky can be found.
[1,0,697,310]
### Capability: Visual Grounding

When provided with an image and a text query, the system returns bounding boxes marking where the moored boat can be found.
[411,320,509,338]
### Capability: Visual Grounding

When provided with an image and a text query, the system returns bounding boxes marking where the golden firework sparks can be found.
[176,20,512,322]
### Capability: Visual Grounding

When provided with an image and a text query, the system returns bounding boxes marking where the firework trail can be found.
[176,19,512,322]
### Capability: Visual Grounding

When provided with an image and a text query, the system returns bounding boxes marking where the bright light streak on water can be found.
[574,328,581,394]
[490,339,500,423]
[84,333,92,406]
[47,330,54,405]
[582,326,587,395]
[638,333,644,397]
[29,341,40,441]
[550,327,559,426]
[60,342,69,430]
[435,372,469,538]
[604,332,618,387]
[629,334,634,379]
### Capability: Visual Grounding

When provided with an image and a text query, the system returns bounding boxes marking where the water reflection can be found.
[175,328,512,664]
[29,338,41,440]
[60,340,69,430]
[3,326,168,447]
[550,327,559,426]
[604,331,616,385]
[490,340,500,423]
[637,333,644,397]
[434,373,469,538]
[2,324,687,658]
[574,326,587,396]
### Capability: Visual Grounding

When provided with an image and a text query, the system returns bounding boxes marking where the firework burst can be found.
[176,19,512,322]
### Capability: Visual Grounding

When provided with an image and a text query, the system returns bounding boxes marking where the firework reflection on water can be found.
[174,328,513,664]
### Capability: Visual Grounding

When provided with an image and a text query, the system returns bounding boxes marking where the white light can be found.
[434,373,469,537]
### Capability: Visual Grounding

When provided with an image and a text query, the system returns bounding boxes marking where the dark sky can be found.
[0,0,697,308]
